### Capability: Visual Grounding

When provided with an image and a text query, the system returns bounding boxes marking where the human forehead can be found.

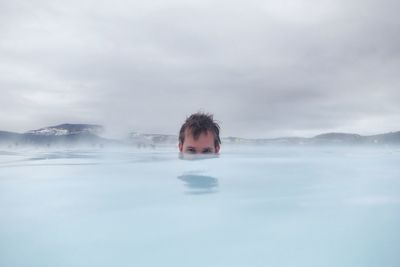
[184,129,215,143]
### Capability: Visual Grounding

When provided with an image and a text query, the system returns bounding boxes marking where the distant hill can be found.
[129,131,400,146]
[1,125,399,148]
[26,123,103,136]
[310,132,400,145]
[365,132,400,144]
[311,133,364,144]
[222,131,400,146]
[0,124,114,148]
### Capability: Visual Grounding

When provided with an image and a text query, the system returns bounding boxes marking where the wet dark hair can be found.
[179,112,221,148]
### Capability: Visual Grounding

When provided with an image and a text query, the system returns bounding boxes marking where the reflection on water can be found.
[177,173,219,195]
[177,153,220,194]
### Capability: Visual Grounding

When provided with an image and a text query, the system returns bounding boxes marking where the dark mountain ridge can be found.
[0,124,111,147]
[26,123,103,135]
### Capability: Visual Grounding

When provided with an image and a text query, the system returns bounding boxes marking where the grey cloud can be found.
[1,0,399,138]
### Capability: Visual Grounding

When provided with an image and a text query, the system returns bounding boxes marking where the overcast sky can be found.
[1,0,399,138]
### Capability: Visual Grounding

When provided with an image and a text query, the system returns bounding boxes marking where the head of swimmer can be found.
[178,112,221,154]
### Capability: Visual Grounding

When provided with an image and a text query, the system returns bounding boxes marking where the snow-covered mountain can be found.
[0,124,112,147]
[26,124,104,136]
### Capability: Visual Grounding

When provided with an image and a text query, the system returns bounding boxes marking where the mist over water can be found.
[0,145,399,267]
[2,0,399,265]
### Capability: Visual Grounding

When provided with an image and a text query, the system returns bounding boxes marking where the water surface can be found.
[0,146,399,267]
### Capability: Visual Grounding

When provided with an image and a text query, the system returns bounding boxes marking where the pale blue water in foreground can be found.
[0,146,399,267]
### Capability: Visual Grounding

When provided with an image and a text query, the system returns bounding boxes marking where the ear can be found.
[215,145,220,153]
[178,142,183,152]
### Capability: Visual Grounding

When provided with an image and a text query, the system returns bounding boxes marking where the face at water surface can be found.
[179,129,220,154]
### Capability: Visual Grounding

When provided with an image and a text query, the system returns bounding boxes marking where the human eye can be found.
[202,149,212,154]
[186,148,196,154]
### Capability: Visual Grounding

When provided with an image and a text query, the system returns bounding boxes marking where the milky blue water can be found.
[0,146,399,267]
